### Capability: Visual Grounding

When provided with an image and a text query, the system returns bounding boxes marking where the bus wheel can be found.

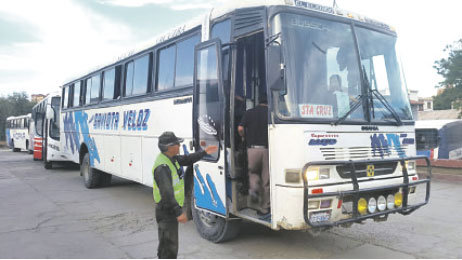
[191,198,240,243]
[81,153,101,189]
[44,161,52,169]
[99,172,112,187]
[26,141,33,154]
[43,142,52,169]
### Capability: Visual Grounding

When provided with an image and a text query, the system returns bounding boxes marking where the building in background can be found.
[31,94,46,103]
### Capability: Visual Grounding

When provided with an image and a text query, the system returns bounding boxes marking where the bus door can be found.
[193,39,228,216]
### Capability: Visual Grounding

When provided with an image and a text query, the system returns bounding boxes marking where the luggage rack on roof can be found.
[302,156,431,228]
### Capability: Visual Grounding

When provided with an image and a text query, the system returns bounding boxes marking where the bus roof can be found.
[31,92,61,110]
[415,119,462,130]
[62,0,394,86]
[6,114,31,121]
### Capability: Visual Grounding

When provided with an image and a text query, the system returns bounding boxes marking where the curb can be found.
[431,172,462,182]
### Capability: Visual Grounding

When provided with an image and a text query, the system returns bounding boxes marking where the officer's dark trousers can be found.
[156,207,178,259]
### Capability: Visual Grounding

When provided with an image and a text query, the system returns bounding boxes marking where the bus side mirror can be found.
[267,45,284,92]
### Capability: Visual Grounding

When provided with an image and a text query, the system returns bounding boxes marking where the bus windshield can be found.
[271,13,412,123]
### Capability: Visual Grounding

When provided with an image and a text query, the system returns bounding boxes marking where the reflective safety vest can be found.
[152,153,185,207]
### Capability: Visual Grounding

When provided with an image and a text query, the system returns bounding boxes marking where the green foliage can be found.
[433,39,462,113]
[0,92,37,141]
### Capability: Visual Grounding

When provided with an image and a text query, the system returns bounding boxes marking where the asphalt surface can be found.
[0,149,461,258]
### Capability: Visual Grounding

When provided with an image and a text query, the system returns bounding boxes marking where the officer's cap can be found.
[158,131,184,147]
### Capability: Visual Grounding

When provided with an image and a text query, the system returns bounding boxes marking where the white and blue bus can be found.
[5,114,33,153]
[59,0,431,242]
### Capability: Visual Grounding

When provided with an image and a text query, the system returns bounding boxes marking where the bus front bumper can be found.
[303,156,431,228]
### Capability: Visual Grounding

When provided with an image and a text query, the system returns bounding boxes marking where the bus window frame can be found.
[154,31,201,94]
[73,80,82,108]
[101,66,117,103]
[122,52,153,99]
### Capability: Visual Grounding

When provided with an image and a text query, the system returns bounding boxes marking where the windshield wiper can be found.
[361,66,402,126]
[332,94,364,126]
[371,88,402,125]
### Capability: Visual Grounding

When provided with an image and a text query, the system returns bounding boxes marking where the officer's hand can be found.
[177,212,188,223]
[205,145,218,155]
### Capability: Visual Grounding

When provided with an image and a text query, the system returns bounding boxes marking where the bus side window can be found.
[125,61,134,96]
[68,84,74,108]
[175,34,200,87]
[211,19,231,44]
[125,54,151,96]
[90,73,101,104]
[85,78,91,105]
[156,44,176,91]
[62,86,68,109]
[74,81,81,107]
[103,67,116,101]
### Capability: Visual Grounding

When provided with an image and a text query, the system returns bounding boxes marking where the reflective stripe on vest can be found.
[152,153,185,207]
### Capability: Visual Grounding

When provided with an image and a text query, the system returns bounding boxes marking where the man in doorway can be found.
[238,96,270,219]
[152,131,217,259]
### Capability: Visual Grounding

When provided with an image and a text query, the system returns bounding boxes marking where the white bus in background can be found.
[59,0,431,242]
[31,93,68,168]
[415,120,462,160]
[5,114,33,153]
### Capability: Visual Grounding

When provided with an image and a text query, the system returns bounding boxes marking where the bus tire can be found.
[99,172,112,187]
[43,142,52,169]
[191,197,240,243]
[81,153,101,189]
[26,141,33,154]
[44,161,52,169]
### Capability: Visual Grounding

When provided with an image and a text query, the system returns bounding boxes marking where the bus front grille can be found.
[320,146,409,161]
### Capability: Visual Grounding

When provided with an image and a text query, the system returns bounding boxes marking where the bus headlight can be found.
[377,195,387,211]
[304,167,330,181]
[387,194,395,209]
[406,160,416,171]
[394,192,403,207]
[368,197,377,213]
[358,198,367,215]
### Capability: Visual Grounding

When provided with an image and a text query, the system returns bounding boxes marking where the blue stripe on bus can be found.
[193,164,226,215]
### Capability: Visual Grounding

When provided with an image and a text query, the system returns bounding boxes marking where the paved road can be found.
[0,149,461,258]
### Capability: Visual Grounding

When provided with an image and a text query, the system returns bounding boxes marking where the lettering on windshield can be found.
[299,104,333,118]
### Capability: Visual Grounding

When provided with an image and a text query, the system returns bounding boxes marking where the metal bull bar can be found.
[303,156,432,228]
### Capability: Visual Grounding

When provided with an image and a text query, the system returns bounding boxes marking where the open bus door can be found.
[193,39,228,217]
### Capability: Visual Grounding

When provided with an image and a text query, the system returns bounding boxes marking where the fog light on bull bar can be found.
[387,194,395,209]
[368,197,377,213]
[358,198,367,215]
[285,169,300,183]
[395,192,403,207]
[377,195,387,211]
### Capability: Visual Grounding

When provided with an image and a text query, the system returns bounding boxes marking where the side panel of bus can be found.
[62,96,195,187]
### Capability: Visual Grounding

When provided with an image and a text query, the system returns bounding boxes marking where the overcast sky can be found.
[0,0,461,98]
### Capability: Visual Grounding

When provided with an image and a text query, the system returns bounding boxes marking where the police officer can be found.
[152,131,217,259]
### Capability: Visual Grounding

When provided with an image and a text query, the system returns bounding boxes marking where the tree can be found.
[0,92,37,142]
[433,39,462,112]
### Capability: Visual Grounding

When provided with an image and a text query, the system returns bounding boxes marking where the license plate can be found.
[310,211,331,223]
